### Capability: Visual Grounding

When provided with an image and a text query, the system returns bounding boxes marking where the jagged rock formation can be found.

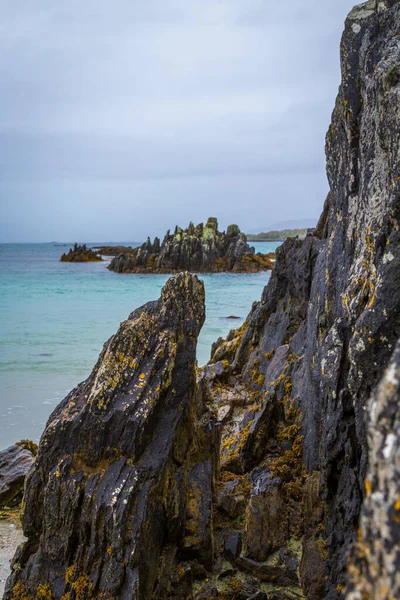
[6,2,400,599]
[5,273,216,600]
[109,218,274,274]
[202,1,400,598]
[0,443,36,508]
[60,244,103,262]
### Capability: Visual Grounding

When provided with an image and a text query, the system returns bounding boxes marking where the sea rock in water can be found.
[5,273,217,600]
[60,243,103,262]
[108,217,275,274]
[0,444,35,508]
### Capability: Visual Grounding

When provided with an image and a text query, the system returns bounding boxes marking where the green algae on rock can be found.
[108,217,275,274]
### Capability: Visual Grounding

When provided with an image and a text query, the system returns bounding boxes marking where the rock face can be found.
[345,341,400,599]
[109,218,274,274]
[60,244,103,262]
[202,2,400,597]
[6,2,400,599]
[0,444,36,508]
[5,273,216,600]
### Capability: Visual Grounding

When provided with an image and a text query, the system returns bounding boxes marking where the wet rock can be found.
[0,445,35,508]
[109,217,274,274]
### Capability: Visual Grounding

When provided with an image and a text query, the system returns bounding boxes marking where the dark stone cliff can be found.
[5,1,400,598]
[108,218,274,274]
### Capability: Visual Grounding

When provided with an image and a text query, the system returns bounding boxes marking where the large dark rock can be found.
[108,217,274,274]
[0,444,35,508]
[201,2,400,598]
[4,273,217,600]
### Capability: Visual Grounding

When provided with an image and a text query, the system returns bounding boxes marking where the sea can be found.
[0,241,279,448]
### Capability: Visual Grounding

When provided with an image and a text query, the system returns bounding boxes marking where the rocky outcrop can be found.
[201,2,400,597]
[0,443,36,508]
[6,2,400,599]
[93,245,134,256]
[4,273,217,600]
[60,244,103,262]
[109,218,274,274]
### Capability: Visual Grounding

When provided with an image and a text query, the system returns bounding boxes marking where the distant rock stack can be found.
[60,243,103,262]
[108,217,274,274]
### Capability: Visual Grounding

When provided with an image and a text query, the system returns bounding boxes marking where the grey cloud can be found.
[0,0,356,242]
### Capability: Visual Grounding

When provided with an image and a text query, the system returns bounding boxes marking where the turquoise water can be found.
[0,242,279,447]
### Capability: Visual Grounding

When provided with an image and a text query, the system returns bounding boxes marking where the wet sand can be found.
[0,519,24,598]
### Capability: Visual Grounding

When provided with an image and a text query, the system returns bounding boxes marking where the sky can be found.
[0,0,357,243]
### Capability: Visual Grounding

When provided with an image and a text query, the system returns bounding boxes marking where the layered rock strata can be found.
[108,218,274,274]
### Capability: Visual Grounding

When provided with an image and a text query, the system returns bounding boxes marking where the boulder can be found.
[0,444,35,508]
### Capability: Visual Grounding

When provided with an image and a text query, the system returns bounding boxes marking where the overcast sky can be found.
[0,0,356,242]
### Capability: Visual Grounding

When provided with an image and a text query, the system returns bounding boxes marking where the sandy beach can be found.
[0,518,24,598]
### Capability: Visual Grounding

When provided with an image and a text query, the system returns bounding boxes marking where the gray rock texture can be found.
[0,445,35,508]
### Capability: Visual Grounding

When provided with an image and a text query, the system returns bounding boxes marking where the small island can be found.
[108,217,275,274]
[60,243,103,262]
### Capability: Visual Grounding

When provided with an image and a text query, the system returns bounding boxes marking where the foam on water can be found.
[0,241,279,447]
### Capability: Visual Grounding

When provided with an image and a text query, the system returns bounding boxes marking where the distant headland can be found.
[109,217,275,274]
[247,227,315,242]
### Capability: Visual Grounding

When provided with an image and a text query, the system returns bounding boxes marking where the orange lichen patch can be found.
[394,498,400,511]
[221,422,253,462]
[251,369,265,386]
[365,480,372,496]
[10,582,34,600]
[139,373,146,380]
[65,565,75,585]
[219,471,252,495]
[265,349,275,360]
[37,583,53,600]
[316,538,329,561]
[72,575,93,600]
